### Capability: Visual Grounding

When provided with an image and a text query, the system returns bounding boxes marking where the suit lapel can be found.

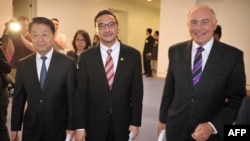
[29,54,41,90]
[41,51,58,90]
[93,46,110,87]
[180,41,193,87]
[198,41,223,86]
[113,44,125,85]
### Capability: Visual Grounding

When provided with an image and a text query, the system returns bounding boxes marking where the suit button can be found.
[191,98,194,102]
[40,100,43,103]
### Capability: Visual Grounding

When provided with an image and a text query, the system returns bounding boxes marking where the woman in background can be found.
[67,29,91,68]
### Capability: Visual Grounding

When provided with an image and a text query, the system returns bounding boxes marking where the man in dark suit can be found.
[11,17,76,141]
[236,96,250,124]
[157,5,246,141]
[143,28,154,77]
[74,10,143,141]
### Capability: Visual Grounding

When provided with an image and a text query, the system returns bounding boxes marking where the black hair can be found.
[28,17,55,34]
[147,28,152,34]
[94,10,118,27]
[214,25,222,37]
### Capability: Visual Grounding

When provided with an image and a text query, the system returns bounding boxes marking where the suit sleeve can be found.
[130,50,144,126]
[66,59,77,130]
[74,53,88,129]
[159,47,175,123]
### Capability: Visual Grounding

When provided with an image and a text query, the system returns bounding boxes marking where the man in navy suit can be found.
[74,10,143,141]
[157,5,246,141]
[11,17,76,141]
[236,96,250,124]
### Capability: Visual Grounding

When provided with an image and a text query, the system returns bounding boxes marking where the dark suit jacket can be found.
[11,51,76,141]
[143,35,154,54]
[236,96,250,124]
[75,43,143,141]
[159,40,246,141]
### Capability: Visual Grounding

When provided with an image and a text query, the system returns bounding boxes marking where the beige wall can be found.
[0,0,12,37]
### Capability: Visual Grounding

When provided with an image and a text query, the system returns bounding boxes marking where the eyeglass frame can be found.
[97,22,116,30]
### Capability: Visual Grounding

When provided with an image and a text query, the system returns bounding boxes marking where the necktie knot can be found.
[196,47,204,55]
[41,56,47,62]
[107,49,112,56]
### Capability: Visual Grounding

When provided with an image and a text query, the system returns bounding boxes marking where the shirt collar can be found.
[192,38,214,52]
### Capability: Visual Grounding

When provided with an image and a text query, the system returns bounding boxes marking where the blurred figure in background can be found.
[235,96,250,124]
[151,30,159,76]
[92,34,100,47]
[213,25,222,41]
[3,16,34,88]
[142,28,154,77]
[67,29,91,68]
[51,18,67,53]
[0,47,11,141]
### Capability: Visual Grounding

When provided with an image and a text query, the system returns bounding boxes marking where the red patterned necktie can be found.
[105,49,114,89]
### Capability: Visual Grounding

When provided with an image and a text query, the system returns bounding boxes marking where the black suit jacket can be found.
[236,96,250,124]
[75,43,143,141]
[143,35,154,54]
[11,51,76,141]
[159,40,246,141]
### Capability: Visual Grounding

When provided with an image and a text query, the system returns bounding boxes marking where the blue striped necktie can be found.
[192,47,204,85]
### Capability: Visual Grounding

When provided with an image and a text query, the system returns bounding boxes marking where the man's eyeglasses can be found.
[97,22,116,30]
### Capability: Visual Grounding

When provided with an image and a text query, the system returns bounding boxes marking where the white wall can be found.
[157,0,250,89]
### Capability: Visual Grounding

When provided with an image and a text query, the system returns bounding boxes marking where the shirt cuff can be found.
[208,122,218,134]
[76,129,85,131]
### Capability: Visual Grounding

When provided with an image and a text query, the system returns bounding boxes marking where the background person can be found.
[142,28,154,77]
[0,47,11,141]
[67,29,91,68]
[213,25,222,41]
[92,34,100,47]
[51,18,67,53]
[151,30,159,75]
[235,96,250,124]
[157,5,246,141]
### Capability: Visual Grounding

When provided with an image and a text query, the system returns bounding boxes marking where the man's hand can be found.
[191,122,213,141]
[128,125,140,140]
[75,129,86,141]
[11,131,19,141]
[157,121,166,135]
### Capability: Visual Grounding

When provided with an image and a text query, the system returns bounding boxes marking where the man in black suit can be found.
[157,5,246,141]
[143,28,154,77]
[236,96,250,124]
[0,47,11,141]
[74,10,143,141]
[11,17,76,141]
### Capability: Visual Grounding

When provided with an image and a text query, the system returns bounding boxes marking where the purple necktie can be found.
[192,47,204,85]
